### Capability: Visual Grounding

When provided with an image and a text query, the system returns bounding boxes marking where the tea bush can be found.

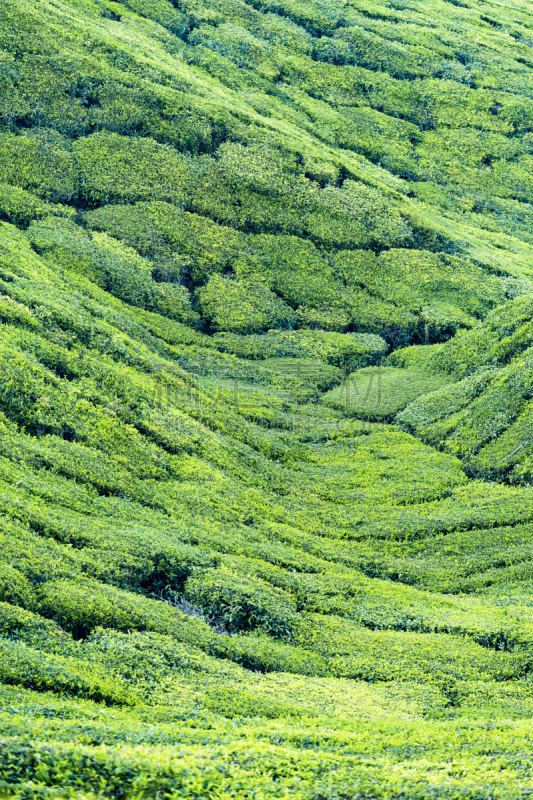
[0,183,74,227]
[212,329,388,368]
[0,129,76,202]
[4,0,533,795]
[184,567,300,639]
[0,638,139,705]
[322,366,453,420]
[395,296,533,481]
[73,130,190,206]
[197,274,297,333]
[26,217,200,324]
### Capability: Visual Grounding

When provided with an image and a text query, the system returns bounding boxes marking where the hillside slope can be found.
[3,0,533,797]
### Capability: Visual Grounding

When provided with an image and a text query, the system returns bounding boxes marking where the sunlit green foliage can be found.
[197,274,297,333]
[26,216,200,324]
[212,328,388,368]
[322,366,452,420]
[4,0,533,795]
[395,295,533,483]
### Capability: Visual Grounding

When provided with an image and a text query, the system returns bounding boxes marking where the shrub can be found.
[6,0,533,792]
[297,305,351,332]
[184,567,299,639]
[234,232,347,309]
[27,218,152,304]
[0,129,76,202]
[322,367,453,420]
[34,577,326,676]
[212,329,388,369]
[35,578,197,640]
[197,274,297,334]
[0,182,74,227]
[203,685,306,718]
[73,131,190,205]
[189,23,272,70]
[146,282,200,326]
[397,371,497,435]
[211,631,329,676]
[334,248,505,342]
[0,565,35,609]
[315,618,521,683]
[85,202,243,283]
[26,218,199,324]
[118,0,189,35]
[189,149,412,248]
[386,343,444,370]
[0,638,138,705]
[431,295,533,379]
[262,357,343,397]
[0,601,67,650]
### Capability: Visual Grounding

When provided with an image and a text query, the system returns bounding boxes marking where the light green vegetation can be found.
[397,295,533,484]
[322,366,453,420]
[3,0,533,796]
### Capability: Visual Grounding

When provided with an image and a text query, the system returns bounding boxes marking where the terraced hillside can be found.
[4,0,533,796]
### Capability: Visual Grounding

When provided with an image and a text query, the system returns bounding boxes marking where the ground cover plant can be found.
[4,0,533,797]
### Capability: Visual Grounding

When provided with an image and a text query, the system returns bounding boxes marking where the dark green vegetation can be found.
[3,0,533,796]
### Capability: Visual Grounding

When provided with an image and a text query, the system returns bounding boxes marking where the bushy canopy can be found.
[3,0,533,796]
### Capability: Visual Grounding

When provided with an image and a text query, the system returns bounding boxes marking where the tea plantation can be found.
[3,0,533,796]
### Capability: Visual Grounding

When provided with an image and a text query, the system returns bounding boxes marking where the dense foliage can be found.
[3,0,533,797]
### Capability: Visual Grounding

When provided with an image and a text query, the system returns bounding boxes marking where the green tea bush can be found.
[334,248,505,342]
[397,329,533,481]
[0,518,88,588]
[430,295,533,378]
[0,183,74,227]
[189,23,272,70]
[397,371,496,435]
[323,367,452,420]
[202,684,306,718]
[0,493,215,597]
[184,567,299,639]
[36,577,213,642]
[185,144,412,247]
[85,202,243,283]
[319,104,419,177]
[262,358,343,397]
[26,218,200,324]
[0,638,138,705]
[0,601,69,651]
[360,522,533,595]
[73,131,190,205]
[212,329,388,368]
[118,0,190,34]
[27,217,152,299]
[81,627,229,687]
[5,0,533,793]
[296,304,351,332]
[0,129,76,202]
[145,281,200,325]
[234,231,351,314]
[232,232,415,337]
[313,617,521,683]
[83,203,506,342]
[34,577,326,676]
[386,343,444,371]
[197,274,297,333]
[0,296,40,330]
[214,631,329,676]
[0,566,35,609]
